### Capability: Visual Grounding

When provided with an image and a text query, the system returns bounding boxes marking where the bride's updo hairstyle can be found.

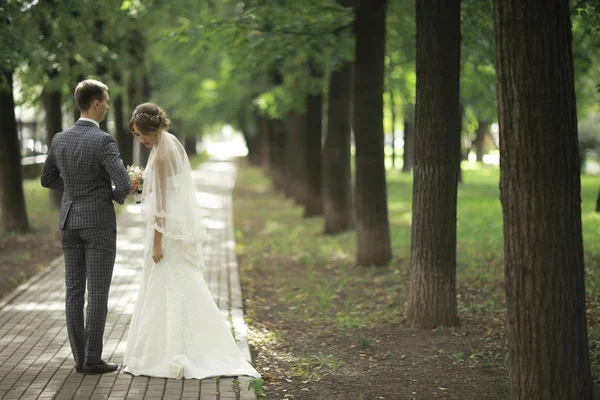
[129,102,171,136]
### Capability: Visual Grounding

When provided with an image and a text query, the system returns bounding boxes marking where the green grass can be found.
[0,179,60,238]
[235,160,600,384]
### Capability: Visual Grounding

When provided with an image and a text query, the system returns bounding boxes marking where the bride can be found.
[122,102,260,380]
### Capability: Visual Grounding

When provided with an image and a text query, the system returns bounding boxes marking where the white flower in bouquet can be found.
[127,165,144,203]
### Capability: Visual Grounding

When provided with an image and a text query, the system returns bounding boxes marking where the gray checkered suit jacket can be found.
[41,120,131,229]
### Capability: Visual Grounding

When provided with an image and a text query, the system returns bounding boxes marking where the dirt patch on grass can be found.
[233,163,509,400]
[240,254,507,400]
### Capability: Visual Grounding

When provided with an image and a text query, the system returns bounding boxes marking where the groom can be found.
[41,79,132,374]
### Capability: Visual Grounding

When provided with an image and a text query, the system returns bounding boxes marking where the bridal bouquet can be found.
[127,165,144,204]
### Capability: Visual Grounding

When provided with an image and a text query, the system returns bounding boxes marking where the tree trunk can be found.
[185,136,197,156]
[128,32,151,167]
[71,74,84,124]
[494,1,593,398]
[269,118,287,191]
[323,61,354,234]
[402,103,415,173]
[353,0,392,266]
[0,70,29,232]
[42,78,63,210]
[474,120,488,163]
[408,0,461,328]
[113,83,133,167]
[458,102,465,184]
[283,112,305,201]
[246,109,263,165]
[261,115,271,172]
[137,73,151,166]
[303,92,323,217]
[389,90,397,169]
[387,62,397,169]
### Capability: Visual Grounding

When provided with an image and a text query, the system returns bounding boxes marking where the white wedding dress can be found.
[123,132,260,380]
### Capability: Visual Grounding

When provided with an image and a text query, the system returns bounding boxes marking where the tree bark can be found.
[353,0,392,266]
[323,61,354,234]
[0,70,29,232]
[303,92,323,217]
[402,103,415,173]
[408,0,460,328]
[494,0,593,398]
[42,76,63,210]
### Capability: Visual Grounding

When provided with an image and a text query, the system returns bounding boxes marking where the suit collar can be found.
[76,118,100,128]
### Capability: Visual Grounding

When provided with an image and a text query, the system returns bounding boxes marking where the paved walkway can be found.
[0,157,257,400]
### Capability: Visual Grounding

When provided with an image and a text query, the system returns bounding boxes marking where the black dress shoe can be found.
[75,362,83,373]
[82,360,119,374]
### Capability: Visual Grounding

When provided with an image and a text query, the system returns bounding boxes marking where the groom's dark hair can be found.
[74,79,108,112]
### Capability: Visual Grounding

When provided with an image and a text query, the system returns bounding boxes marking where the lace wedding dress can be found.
[123,132,260,380]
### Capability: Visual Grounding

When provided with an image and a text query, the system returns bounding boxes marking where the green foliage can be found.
[247,377,265,396]
[153,0,354,121]
[459,0,497,126]
[386,0,417,117]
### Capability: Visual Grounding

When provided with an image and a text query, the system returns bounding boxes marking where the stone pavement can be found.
[0,157,257,400]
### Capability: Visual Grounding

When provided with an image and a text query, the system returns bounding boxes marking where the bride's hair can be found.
[129,103,171,135]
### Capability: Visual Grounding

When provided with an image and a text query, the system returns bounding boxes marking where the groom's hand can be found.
[152,243,164,263]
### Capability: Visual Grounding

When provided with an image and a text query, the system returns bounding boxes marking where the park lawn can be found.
[234,160,600,400]
[0,179,62,300]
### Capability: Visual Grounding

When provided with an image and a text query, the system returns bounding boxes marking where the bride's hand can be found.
[152,242,164,263]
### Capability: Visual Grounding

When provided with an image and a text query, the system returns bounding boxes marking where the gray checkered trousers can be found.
[41,120,131,364]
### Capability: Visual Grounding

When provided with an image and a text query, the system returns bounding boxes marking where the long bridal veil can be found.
[139,131,207,269]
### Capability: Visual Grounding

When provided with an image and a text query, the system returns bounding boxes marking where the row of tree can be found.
[197,1,597,398]
[2,0,600,397]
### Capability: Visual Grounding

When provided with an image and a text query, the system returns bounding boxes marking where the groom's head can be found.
[74,79,110,122]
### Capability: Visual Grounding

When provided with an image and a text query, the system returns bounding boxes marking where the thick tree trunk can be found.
[408,0,460,328]
[42,80,63,210]
[353,0,392,266]
[0,70,29,232]
[402,103,415,173]
[303,93,323,217]
[494,1,593,398]
[323,61,354,234]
